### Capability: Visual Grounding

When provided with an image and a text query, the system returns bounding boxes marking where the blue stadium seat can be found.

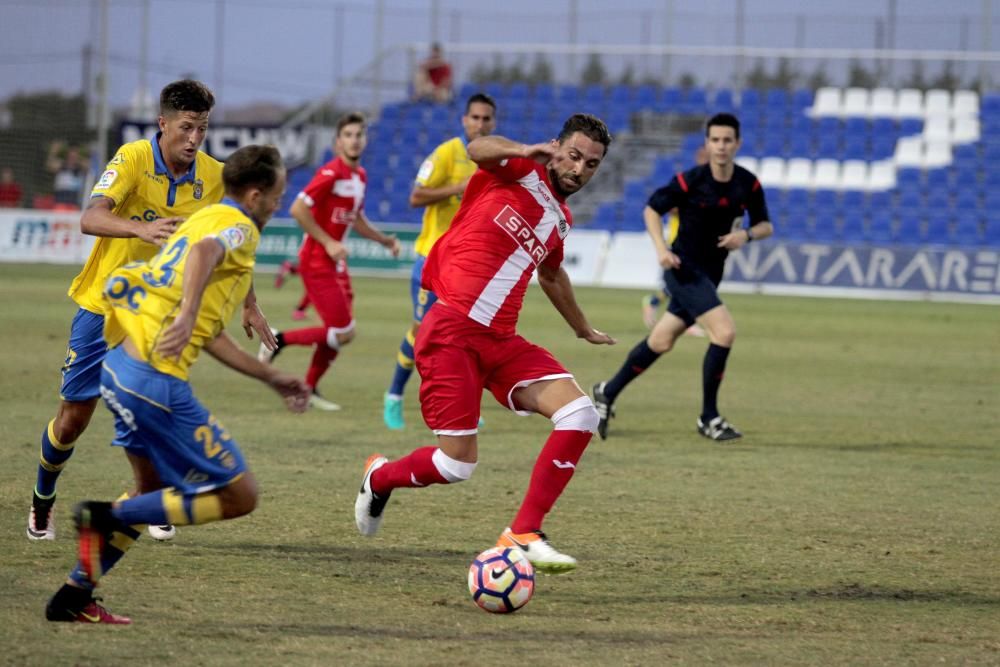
[810,210,839,241]
[555,83,578,103]
[924,211,951,244]
[660,87,682,110]
[787,133,813,158]
[609,84,633,106]
[841,216,867,242]
[791,88,814,111]
[982,219,1000,246]
[894,214,923,243]
[740,88,761,110]
[780,214,810,240]
[680,88,708,114]
[507,82,529,101]
[869,191,892,216]
[868,216,894,243]
[951,214,983,246]
[532,83,556,103]
[899,118,923,136]
[634,84,658,110]
[785,188,811,213]
[713,88,736,111]
[765,89,790,113]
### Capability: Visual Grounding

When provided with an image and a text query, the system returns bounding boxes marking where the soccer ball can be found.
[467,546,535,613]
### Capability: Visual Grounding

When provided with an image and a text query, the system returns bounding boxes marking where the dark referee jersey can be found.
[648,163,770,284]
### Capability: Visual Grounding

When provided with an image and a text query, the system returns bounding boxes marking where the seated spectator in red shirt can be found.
[0,167,24,208]
[413,43,453,104]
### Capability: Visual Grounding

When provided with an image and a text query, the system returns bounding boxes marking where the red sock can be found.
[283,327,327,346]
[510,430,592,534]
[306,346,338,388]
[371,446,449,496]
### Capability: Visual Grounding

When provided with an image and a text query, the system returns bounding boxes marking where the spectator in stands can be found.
[0,166,24,208]
[46,141,88,209]
[413,43,453,104]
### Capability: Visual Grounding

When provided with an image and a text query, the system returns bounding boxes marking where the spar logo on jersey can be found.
[493,205,547,265]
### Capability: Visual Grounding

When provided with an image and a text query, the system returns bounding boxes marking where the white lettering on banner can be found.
[866,249,895,286]
[940,251,969,291]
[970,251,1000,292]
[894,252,937,289]
[118,122,311,167]
[0,211,94,264]
[800,244,831,283]
[819,249,864,285]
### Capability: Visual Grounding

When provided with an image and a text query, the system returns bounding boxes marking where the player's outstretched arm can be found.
[409,178,469,208]
[352,212,401,257]
[242,285,277,351]
[717,220,774,250]
[81,197,181,246]
[537,262,616,346]
[155,238,224,359]
[290,196,346,262]
[204,332,310,413]
[468,136,555,168]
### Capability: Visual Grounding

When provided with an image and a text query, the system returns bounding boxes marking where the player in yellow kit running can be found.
[45,145,309,625]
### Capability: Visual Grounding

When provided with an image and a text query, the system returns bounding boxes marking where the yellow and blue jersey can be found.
[103,200,260,381]
[68,135,224,314]
[412,136,476,257]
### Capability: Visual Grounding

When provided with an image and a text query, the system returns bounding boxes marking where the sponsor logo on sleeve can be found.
[416,159,434,182]
[217,225,249,250]
[95,169,118,190]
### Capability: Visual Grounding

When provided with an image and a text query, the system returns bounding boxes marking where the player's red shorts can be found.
[414,302,572,435]
[300,256,354,329]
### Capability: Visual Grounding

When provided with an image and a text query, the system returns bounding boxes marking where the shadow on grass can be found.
[193,541,467,562]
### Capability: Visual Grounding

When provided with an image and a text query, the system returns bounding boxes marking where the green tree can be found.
[902,61,928,90]
[930,61,960,91]
[527,54,554,85]
[805,64,831,90]
[580,53,606,86]
[847,59,879,88]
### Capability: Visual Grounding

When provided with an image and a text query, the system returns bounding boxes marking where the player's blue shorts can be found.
[99,345,248,495]
[663,266,723,327]
[60,308,109,402]
[410,254,439,323]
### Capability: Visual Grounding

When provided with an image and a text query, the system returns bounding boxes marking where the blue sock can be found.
[36,419,75,499]
[111,488,223,527]
[388,330,416,396]
[701,343,731,422]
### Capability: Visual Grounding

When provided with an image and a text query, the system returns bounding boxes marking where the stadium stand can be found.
[277,83,996,248]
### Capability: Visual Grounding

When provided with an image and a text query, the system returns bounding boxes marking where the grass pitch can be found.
[1,263,998,666]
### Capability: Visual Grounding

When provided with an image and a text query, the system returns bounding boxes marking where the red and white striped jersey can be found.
[421,157,572,336]
[297,156,366,267]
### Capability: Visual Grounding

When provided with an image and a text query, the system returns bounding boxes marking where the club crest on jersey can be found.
[193,179,204,200]
[494,205,547,265]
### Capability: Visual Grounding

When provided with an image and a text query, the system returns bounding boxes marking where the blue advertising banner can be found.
[725,242,1000,301]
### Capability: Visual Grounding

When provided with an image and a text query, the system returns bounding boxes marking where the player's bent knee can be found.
[219,475,258,519]
[432,448,477,482]
[551,395,600,433]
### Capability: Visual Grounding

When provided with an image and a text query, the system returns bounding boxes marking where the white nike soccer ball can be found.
[467,546,535,613]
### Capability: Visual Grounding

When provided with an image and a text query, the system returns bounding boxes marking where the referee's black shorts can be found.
[662,267,722,326]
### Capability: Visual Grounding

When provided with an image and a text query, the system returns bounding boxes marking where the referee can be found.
[593,113,773,441]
